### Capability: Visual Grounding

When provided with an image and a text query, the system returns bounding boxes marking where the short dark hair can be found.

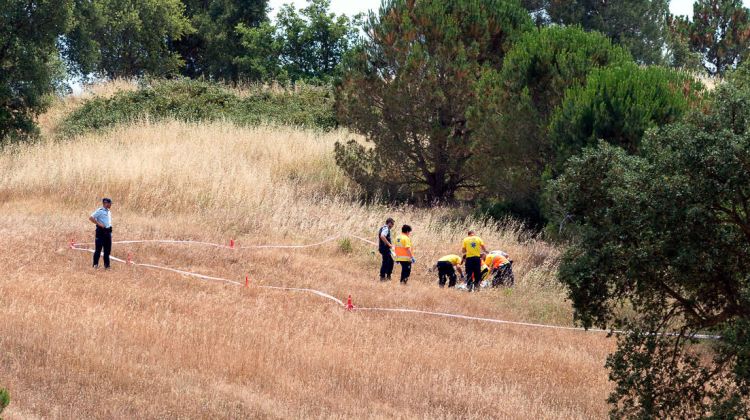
[386,217,395,225]
[402,224,412,233]
[102,197,112,204]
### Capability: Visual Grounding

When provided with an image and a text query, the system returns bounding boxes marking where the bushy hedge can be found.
[58,79,336,137]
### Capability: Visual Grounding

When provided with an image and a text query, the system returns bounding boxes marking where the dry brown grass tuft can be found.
[0,119,613,418]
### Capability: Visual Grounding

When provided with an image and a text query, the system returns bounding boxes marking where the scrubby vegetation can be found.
[57,79,336,138]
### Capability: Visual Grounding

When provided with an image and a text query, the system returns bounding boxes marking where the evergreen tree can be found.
[549,63,703,170]
[688,0,750,76]
[470,26,630,222]
[524,0,670,65]
[335,0,532,202]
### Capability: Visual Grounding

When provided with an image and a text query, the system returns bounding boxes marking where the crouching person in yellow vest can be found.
[393,224,414,284]
[485,251,514,287]
[436,254,464,288]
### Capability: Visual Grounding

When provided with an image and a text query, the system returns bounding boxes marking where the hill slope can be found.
[0,118,613,418]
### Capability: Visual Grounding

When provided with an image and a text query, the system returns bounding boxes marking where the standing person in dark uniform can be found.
[89,198,113,269]
[461,229,488,292]
[378,217,395,281]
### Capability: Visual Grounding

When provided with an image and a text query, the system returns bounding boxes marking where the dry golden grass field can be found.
[0,92,615,418]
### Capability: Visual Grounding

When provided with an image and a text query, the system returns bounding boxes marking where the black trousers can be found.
[491,263,515,287]
[379,249,394,279]
[465,256,482,291]
[437,261,457,287]
[399,261,412,283]
[94,228,112,268]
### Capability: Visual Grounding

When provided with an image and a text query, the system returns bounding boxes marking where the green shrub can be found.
[0,387,9,418]
[58,79,336,138]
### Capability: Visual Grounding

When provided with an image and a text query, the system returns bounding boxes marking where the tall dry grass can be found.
[0,117,612,418]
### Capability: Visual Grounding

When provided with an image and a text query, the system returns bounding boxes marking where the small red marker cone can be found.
[230,239,235,249]
[127,252,132,265]
[69,239,74,249]
[346,295,354,311]
[245,275,249,288]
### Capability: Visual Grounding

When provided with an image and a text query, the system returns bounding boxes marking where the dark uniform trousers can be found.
[437,261,457,287]
[94,226,112,268]
[465,256,482,291]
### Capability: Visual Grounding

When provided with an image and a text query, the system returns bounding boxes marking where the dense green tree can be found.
[275,0,360,82]
[523,0,670,65]
[172,0,268,81]
[688,0,750,76]
[470,26,630,222]
[65,0,192,78]
[0,0,71,141]
[546,71,750,416]
[235,21,281,81]
[335,0,532,202]
[549,63,702,170]
[236,0,360,83]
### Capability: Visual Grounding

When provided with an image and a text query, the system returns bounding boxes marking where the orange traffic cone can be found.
[230,239,235,249]
[245,275,249,288]
[346,294,354,311]
[127,252,133,265]
[69,239,75,249]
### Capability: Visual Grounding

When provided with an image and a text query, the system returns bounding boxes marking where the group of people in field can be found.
[376,218,515,291]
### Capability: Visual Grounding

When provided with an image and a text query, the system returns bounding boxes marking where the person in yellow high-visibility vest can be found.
[393,224,414,284]
[461,229,488,292]
[436,254,464,288]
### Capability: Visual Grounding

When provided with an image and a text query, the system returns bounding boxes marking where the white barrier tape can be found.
[68,246,720,340]
[70,246,343,305]
[355,307,721,340]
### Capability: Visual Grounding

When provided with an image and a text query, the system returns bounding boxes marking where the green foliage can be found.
[525,0,670,65]
[688,0,750,76]
[665,14,705,72]
[275,0,360,83]
[549,64,702,171]
[0,387,8,417]
[58,79,336,137]
[470,26,630,224]
[336,0,532,202]
[65,0,193,78]
[172,0,269,81]
[0,0,72,142]
[546,73,750,415]
[236,0,360,83]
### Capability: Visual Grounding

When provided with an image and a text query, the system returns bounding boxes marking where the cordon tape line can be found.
[70,245,344,306]
[67,244,721,340]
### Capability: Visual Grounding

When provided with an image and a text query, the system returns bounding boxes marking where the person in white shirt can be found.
[88,198,113,269]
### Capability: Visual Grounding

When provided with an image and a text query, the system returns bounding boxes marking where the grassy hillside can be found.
[0,90,614,418]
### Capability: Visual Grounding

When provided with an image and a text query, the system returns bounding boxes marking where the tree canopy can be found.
[523,0,670,65]
[335,0,532,202]
[549,63,703,170]
[547,69,750,416]
[687,0,750,76]
[469,26,631,222]
[0,0,71,141]
[65,0,193,79]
